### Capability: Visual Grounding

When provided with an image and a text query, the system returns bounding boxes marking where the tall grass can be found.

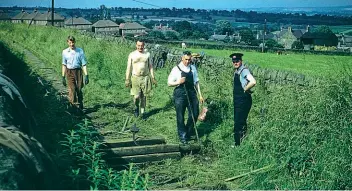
[0,23,351,189]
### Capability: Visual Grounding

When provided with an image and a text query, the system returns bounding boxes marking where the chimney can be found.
[256,33,259,40]
[280,26,283,31]
[226,32,228,36]
[306,25,310,33]
[288,26,292,32]
[213,31,216,35]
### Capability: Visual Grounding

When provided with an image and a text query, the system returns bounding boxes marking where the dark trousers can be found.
[174,88,199,142]
[234,95,252,145]
[66,68,84,109]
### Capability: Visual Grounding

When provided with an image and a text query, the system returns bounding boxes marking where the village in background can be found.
[0,5,352,52]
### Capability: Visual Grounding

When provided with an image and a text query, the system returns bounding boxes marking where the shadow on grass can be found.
[0,41,99,189]
[143,99,175,119]
[84,101,132,115]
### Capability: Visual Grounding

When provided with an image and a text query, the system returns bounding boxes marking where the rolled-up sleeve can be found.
[242,69,255,82]
[168,67,179,85]
[192,65,199,84]
[81,51,87,66]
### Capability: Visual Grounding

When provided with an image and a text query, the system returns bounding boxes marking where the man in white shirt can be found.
[125,40,157,118]
[168,51,204,144]
[62,36,89,113]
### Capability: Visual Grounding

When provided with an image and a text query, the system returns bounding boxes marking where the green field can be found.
[185,48,352,78]
[329,25,352,34]
[0,23,351,190]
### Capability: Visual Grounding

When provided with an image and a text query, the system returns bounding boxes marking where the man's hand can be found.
[62,76,66,86]
[199,96,204,104]
[84,75,89,85]
[125,79,131,88]
[152,78,157,86]
[179,77,186,85]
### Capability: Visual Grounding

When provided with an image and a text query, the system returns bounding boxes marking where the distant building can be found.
[11,9,64,27]
[277,26,306,49]
[119,22,147,36]
[209,32,233,42]
[301,32,338,50]
[92,19,119,35]
[65,17,92,31]
[11,10,29,23]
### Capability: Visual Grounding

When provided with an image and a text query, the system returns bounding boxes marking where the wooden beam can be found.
[107,152,181,164]
[103,144,180,157]
[101,136,166,148]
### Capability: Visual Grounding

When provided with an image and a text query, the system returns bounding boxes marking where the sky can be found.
[0,0,351,9]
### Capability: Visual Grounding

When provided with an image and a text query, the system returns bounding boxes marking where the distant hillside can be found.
[240,5,352,16]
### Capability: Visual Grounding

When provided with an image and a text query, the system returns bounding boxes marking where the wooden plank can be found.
[101,136,166,148]
[107,152,181,165]
[103,144,180,157]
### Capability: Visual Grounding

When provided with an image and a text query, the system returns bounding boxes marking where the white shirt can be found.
[62,47,87,69]
[168,62,199,86]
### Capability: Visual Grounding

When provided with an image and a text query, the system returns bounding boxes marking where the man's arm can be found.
[82,65,88,76]
[126,54,132,80]
[195,82,204,104]
[168,68,185,87]
[244,74,256,92]
[62,65,66,77]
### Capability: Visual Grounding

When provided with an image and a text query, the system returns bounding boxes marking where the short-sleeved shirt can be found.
[62,47,87,69]
[235,65,253,89]
[168,62,199,86]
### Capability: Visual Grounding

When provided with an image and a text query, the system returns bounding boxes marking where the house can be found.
[12,9,64,27]
[11,10,29,23]
[300,32,338,50]
[92,19,119,35]
[119,22,147,36]
[32,10,65,27]
[21,9,39,25]
[65,17,92,31]
[277,26,306,49]
[209,32,233,42]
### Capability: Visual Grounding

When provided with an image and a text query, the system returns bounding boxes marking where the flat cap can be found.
[229,53,243,61]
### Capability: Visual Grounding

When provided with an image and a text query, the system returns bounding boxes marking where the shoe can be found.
[134,108,139,117]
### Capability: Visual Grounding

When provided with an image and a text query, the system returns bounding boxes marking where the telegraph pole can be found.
[51,0,54,26]
[262,19,266,53]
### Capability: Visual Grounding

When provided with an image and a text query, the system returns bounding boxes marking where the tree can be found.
[314,25,333,34]
[265,39,284,48]
[147,30,165,40]
[291,41,304,49]
[172,21,192,32]
[115,18,125,25]
[179,30,193,39]
[239,28,254,44]
[165,31,178,40]
[215,20,234,35]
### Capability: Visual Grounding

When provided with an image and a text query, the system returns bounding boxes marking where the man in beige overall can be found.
[125,40,157,118]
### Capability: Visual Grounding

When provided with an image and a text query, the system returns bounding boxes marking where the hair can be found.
[67,35,75,42]
[136,39,145,44]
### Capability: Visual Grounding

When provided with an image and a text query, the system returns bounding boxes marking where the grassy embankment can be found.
[0,23,351,189]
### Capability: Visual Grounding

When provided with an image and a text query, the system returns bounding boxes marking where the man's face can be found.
[182,55,192,66]
[67,40,75,49]
[233,59,242,69]
[136,41,144,52]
